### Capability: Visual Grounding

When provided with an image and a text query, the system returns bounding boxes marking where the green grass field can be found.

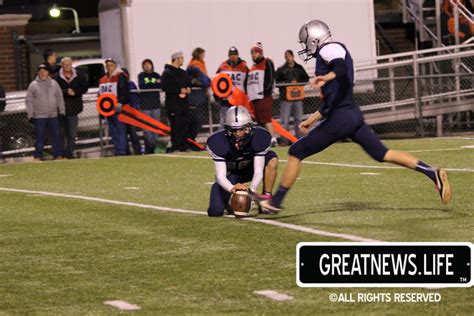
[0,137,473,315]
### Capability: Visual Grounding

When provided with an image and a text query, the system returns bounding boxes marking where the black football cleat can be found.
[434,168,452,205]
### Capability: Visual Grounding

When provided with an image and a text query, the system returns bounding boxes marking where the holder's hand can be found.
[231,183,248,194]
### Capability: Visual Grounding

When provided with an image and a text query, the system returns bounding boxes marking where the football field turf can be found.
[0,137,473,314]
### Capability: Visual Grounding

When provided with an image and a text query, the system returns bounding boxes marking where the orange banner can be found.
[212,73,297,143]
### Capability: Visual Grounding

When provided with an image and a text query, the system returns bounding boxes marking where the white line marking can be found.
[203,182,214,185]
[254,290,294,301]
[407,148,463,153]
[360,172,381,176]
[0,174,13,177]
[437,137,474,140]
[244,218,379,242]
[461,145,474,149]
[124,187,140,190]
[0,187,380,242]
[104,300,141,311]
[155,154,474,173]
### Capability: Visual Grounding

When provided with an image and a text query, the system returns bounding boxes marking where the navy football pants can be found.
[289,106,388,162]
[208,151,277,217]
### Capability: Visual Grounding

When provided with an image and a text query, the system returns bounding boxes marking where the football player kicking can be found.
[259,20,452,214]
[207,106,278,217]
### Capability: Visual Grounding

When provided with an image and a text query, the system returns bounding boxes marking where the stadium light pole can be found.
[49,4,81,34]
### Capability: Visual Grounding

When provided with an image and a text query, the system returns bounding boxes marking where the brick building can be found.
[0,14,31,92]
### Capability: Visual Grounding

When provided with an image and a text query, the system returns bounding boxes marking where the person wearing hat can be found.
[26,64,65,160]
[138,58,161,154]
[215,47,249,127]
[98,58,130,156]
[161,51,192,152]
[246,42,277,146]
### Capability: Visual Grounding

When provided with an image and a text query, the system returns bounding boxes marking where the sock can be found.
[415,161,437,183]
[271,186,289,208]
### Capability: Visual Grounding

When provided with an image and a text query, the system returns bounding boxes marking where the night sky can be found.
[0,0,100,19]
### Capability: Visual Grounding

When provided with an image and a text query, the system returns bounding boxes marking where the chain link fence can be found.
[1,47,473,160]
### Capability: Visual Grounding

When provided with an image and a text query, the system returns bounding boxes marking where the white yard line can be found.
[435,136,474,140]
[254,290,294,301]
[104,300,141,311]
[154,154,474,173]
[407,148,464,153]
[244,217,379,242]
[0,187,380,242]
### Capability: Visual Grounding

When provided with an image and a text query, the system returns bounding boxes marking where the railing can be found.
[1,47,473,159]
[401,0,473,46]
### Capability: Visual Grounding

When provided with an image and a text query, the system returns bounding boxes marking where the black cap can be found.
[228,46,239,56]
[105,58,117,64]
[37,63,50,72]
[142,58,154,67]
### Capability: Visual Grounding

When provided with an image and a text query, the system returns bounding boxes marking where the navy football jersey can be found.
[207,126,271,172]
[315,42,355,117]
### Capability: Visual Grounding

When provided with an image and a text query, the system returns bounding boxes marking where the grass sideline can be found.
[0,137,473,314]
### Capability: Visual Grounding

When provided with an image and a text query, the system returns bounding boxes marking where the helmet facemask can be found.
[225,123,254,150]
[297,26,317,62]
[297,20,332,62]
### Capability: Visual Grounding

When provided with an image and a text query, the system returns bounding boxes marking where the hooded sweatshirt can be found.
[26,77,65,119]
[160,64,192,110]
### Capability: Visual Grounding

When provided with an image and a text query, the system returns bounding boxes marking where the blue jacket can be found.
[138,71,161,110]
[128,81,140,109]
[186,66,210,107]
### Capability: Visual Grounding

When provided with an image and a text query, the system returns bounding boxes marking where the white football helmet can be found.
[224,106,253,129]
[298,20,332,62]
[224,106,254,149]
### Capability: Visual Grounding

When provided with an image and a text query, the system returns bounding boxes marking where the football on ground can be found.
[230,190,252,217]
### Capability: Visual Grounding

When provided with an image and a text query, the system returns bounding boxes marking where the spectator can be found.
[138,58,161,154]
[26,64,65,161]
[54,57,88,159]
[246,42,277,146]
[187,47,211,144]
[0,84,5,162]
[161,51,192,152]
[215,47,249,127]
[98,58,130,156]
[275,49,309,145]
[43,49,59,76]
[442,0,473,44]
[122,68,142,155]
